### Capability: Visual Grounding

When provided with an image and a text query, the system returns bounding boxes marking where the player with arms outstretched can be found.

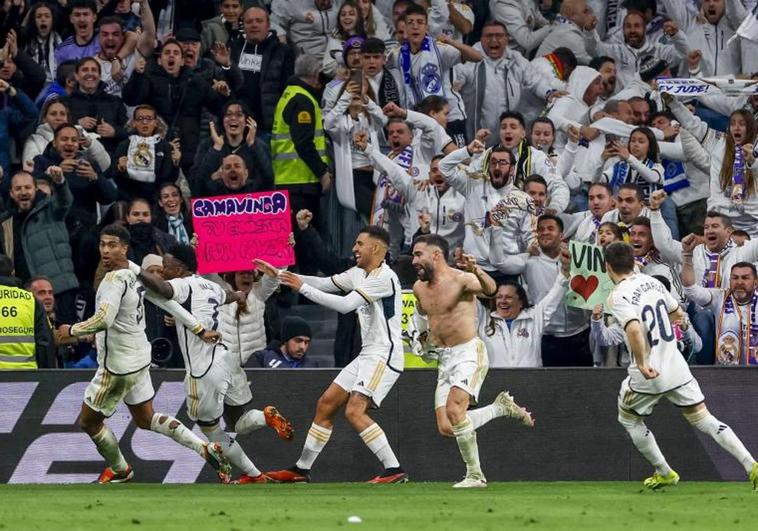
[604,242,758,490]
[411,234,537,488]
[133,244,294,484]
[260,226,408,484]
[59,225,229,483]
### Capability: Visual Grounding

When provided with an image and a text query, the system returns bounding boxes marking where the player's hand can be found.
[253,258,280,277]
[649,190,666,211]
[296,209,313,231]
[200,330,222,344]
[279,271,304,291]
[456,253,477,273]
[639,365,660,379]
[592,304,603,320]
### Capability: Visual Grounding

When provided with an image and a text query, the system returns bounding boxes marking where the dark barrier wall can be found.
[1,368,757,483]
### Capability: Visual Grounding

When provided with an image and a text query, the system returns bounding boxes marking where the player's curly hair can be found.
[167,244,198,273]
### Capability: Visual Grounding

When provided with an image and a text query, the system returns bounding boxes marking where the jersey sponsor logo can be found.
[297,111,312,124]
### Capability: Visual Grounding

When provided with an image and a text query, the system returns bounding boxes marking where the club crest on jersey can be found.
[448,211,463,222]
[517,328,529,338]
[421,64,441,93]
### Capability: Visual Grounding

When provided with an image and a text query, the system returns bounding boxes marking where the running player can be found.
[410,234,537,488]
[259,226,408,483]
[604,242,758,490]
[134,244,294,484]
[59,224,229,483]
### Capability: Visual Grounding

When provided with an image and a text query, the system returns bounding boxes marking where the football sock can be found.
[468,404,500,430]
[452,417,483,478]
[295,423,332,471]
[618,413,672,476]
[234,409,266,435]
[686,408,755,474]
[203,424,260,476]
[91,425,128,473]
[359,423,400,469]
[150,413,205,456]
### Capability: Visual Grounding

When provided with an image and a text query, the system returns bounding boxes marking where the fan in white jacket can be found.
[583,13,690,90]
[359,135,466,250]
[535,0,597,65]
[547,65,604,151]
[270,0,339,61]
[220,270,281,367]
[660,0,744,77]
[668,96,758,237]
[488,0,551,56]
[455,28,559,144]
[477,268,570,367]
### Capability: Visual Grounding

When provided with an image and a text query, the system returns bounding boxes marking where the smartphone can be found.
[606,134,618,144]
[349,68,363,87]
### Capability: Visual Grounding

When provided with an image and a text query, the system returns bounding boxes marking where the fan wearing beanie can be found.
[254,316,316,368]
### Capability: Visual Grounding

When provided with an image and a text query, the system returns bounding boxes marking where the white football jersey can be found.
[169,275,228,378]
[72,269,153,375]
[607,273,693,394]
[330,262,404,372]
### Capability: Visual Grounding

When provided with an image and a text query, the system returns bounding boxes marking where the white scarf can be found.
[371,145,413,229]
[716,291,758,366]
[127,135,161,183]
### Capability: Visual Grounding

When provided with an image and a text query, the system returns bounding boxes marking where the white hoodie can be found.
[547,66,602,151]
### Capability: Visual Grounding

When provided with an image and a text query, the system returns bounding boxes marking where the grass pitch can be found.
[1,482,756,530]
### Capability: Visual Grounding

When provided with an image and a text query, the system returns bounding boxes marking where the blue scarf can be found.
[399,34,446,107]
[662,159,689,194]
[610,158,658,201]
[167,214,190,245]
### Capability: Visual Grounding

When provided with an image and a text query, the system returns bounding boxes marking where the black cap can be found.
[281,316,312,342]
[175,27,202,43]
[361,37,386,55]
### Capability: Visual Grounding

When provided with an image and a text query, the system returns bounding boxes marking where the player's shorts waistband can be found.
[427,336,482,355]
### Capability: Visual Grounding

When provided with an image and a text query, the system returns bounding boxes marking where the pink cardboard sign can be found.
[191,190,295,274]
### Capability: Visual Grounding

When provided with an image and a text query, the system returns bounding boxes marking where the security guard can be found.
[0,255,55,369]
[271,53,330,222]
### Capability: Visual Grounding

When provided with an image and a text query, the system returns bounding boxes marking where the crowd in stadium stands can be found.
[1,0,758,370]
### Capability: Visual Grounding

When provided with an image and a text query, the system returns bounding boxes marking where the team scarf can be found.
[662,159,689,194]
[633,248,660,269]
[658,77,758,98]
[167,214,190,245]
[733,146,746,200]
[370,145,413,228]
[716,290,758,365]
[398,34,446,107]
[377,67,401,108]
[512,140,533,189]
[702,239,735,288]
[609,157,658,200]
[126,135,161,183]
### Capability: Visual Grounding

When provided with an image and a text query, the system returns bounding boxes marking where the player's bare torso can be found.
[414,269,478,348]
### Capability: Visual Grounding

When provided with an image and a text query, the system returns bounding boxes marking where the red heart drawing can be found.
[570,275,599,301]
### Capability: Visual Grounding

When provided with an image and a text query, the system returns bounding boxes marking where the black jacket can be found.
[111,136,179,202]
[61,83,128,152]
[231,32,295,131]
[189,137,274,196]
[253,340,318,368]
[0,275,56,369]
[31,143,118,229]
[122,63,228,168]
[281,77,329,181]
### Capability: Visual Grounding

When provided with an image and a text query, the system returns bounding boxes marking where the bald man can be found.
[190,151,270,197]
[536,0,596,64]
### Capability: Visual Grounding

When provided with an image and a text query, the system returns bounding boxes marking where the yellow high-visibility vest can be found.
[271,84,329,186]
[0,286,37,370]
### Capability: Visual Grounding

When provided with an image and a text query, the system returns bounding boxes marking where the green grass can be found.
[1,482,756,531]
